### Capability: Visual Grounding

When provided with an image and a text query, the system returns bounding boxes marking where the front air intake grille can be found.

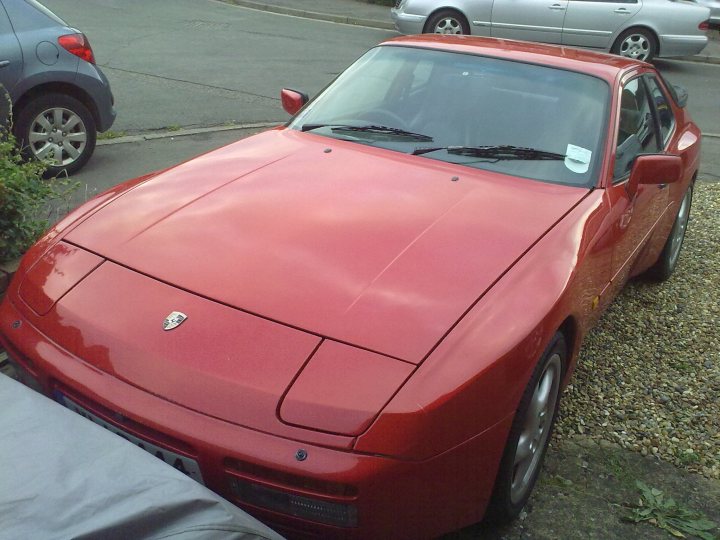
[229,476,358,528]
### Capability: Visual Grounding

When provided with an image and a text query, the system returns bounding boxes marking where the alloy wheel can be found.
[619,34,651,61]
[510,352,562,504]
[667,187,692,269]
[433,17,462,34]
[28,107,88,167]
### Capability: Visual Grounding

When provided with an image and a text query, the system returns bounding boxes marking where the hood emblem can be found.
[163,311,188,331]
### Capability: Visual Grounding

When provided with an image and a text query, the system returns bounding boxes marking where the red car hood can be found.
[66,129,587,363]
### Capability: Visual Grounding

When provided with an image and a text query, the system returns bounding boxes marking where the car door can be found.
[490,0,567,43]
[562,0,642,49]
[605,74,669,292]
[0,0,23,100]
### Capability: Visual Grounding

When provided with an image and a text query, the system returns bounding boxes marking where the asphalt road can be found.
[37,0,720,208]
[43,0,395,132]
[654,59,720,136]
[43,0,720,135]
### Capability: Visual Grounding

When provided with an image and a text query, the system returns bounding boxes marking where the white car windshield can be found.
[290,45,610,187]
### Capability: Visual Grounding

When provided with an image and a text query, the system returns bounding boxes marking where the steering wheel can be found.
[360,108,408,130]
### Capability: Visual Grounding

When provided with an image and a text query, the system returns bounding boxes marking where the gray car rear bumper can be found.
[659,34,709,57]
[76,60,116,132]
[391,9,426,34]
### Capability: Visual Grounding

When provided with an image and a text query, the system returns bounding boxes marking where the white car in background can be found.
[391,0,711,62]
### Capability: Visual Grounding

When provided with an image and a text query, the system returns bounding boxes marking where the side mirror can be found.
[672,85,688,108]
[281,88,308,116]
[627,154,683,197]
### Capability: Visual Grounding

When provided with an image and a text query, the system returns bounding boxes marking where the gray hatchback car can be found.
[0,0,115,175]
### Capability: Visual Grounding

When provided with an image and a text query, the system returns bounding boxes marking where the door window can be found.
[614,77,660,179]
[644,76,675,146]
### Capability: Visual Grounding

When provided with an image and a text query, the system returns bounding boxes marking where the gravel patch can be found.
[556,181,720,480]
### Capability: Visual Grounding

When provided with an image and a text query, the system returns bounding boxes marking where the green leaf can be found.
[689,518,718,531]
[0,89,78,262]
[623,480,718,540]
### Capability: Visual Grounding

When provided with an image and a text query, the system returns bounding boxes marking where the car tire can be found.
[485,332,566,524]
[424,9,470,35]
[611,27,658,62]
[14,93,97,177]
[645,182,693,281]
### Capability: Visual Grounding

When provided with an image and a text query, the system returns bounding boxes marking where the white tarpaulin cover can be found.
[0,374,285,540]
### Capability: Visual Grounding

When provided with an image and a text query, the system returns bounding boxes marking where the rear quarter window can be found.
[25,0,66,24]
[4,0,68,30]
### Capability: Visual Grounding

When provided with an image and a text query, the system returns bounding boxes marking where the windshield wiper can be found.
[412,144,566,160]
[301,123,433,142]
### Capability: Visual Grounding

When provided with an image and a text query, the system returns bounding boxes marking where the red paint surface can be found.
[18,242,103,315]
[65,129,587,362]
[0,37,702,539]
[280,341,414,435]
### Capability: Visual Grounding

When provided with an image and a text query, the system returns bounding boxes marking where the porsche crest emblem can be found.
[163,311,188,331]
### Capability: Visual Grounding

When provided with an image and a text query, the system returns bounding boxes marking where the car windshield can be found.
[289,45,609,187]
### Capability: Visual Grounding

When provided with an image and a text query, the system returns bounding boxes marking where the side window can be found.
[644,75,675,146]
[614,77,660,179]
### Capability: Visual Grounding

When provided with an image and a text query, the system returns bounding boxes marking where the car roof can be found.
[3,0,69,29]
[382,35,642,83]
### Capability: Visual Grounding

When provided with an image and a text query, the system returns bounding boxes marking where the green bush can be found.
[0,87,77,263]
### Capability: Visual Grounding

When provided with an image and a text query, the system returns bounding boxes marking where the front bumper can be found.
[390,8,427,34]
[0,293,510,539]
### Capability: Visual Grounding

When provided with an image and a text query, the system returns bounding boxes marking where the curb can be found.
[215,0,397,30]
[216,0,720,64]
[675,54,720,66]
[97,121,282,146]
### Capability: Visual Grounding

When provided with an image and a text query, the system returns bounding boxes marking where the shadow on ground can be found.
[444,437,719,539]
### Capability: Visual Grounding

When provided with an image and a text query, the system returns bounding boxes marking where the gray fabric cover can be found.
[0,374,285,540]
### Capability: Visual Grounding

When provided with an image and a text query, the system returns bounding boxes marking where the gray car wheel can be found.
[646,182,693,281]
[424,9,470,35]
[15,93,97,176]
[485,332,566,524]
[611,27,658,62]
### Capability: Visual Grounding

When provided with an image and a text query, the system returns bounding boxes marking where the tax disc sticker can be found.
[565,144,592,174]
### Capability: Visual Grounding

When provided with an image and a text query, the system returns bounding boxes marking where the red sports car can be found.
[0,36,700,539]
